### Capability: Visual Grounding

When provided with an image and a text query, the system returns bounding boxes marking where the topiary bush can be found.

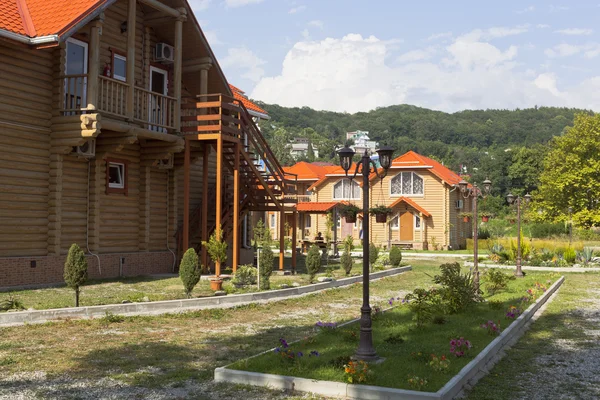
[64,243,88,307]
[341,252,353,276]
[233,264,257,286]
[259,246,274,290]
[369,243,379,271]
[389,246,403,267]
[179,248,201,298]
[306,244,322,282]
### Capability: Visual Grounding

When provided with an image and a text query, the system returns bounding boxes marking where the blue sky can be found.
[189,0,600,113]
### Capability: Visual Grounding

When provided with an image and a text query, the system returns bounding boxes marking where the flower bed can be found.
[225,268,562,393]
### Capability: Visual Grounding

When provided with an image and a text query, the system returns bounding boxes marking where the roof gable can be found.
[229,84,269,118]
[390,151,462,186]
[284,161,327,181]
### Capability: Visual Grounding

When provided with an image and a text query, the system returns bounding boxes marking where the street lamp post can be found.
[338,145,394,362]
[506,192,531,277]
[458,178,492,291]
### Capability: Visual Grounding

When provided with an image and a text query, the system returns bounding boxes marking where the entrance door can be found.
[149,66,168,132]
[64,38,88,112]
[400,212,414,241]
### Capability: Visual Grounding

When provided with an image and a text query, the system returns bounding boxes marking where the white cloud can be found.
[301,29,310,40]
[545,43,600,58]
[288,5,306,14]
[396,47,436,63]
[308,20,324,29]
[458,25,529,42]
[427,32,452,41]
[203,30,222,46]
[555,28,593,35]
[516,5,535,14]
[250,33,600,113]
[220,47,266,82]
[189,0,212,11]
[536,24,550,29]
[224,0,263,8]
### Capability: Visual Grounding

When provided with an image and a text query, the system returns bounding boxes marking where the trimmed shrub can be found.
[64,243,88,307]
[389,246,403,267]
[343,235,354,254]
[341,252,353,276]
[306,244,322,282]
[369,243,379,271]
[433,263,481,314]
[179,248,201,298]
[563,247,577,264]
[259,246,274,290]
[232,264,257,286]
[528,222,568,239]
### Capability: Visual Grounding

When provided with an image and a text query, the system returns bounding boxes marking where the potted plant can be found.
[339,204,360,223]
[460,212,472,223]
[480,212,492,222]
[369,205,393,223]
[202,229,227,291]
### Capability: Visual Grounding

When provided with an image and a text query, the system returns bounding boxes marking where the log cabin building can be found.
[0,0,297,288]
[272,152,473,251]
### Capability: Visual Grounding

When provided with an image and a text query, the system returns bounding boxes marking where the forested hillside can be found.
[257,102,594,210]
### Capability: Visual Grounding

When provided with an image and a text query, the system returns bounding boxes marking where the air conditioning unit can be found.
[156,154,174,170]
[155,43,174,63]
[455,199,464,209]
[75,139,96,158]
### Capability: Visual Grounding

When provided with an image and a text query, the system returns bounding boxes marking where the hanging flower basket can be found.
[339,204,360,224]
[369,205,393,224]
[460,212,472,223]
[481,214,492,222]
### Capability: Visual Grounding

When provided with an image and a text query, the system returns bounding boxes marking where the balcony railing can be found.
[60,74,177,131]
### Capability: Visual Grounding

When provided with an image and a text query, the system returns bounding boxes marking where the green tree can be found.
[535,113,600,227]
[202,229,227,275]
[259,246,274,290]
[369,243,379,271]
[389,246,402,267]
[508,144,547,194]
[306,245,321,282]
[179,248,201,298]
[306,141,315,162]
[63,244,88,307]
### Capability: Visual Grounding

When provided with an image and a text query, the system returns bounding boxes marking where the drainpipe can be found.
[166,171,177,272]
[86,160,102,274]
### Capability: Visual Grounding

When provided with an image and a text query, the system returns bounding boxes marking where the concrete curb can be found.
[464,261,600,273]
[0,266,412,327]
[214,276,565,400]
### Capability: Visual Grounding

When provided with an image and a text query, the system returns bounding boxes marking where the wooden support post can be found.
[173,10,186,132]
[291,210,297,273]
[279,210,285,270]
[126,0,136,120]
[215,136,223,277]
[87,17,103,110]
[232,142,240,272]
[201,144,209,270]
[183,137,190,251]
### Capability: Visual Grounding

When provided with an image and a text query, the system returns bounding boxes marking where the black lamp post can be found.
[337,145,394,362]
[506,192,531,277]
[458,178,492,291]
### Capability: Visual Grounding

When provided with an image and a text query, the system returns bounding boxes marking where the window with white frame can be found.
[108,162,125,189]
[390,172,424,196]
[390,216,399,230]
[415,214,421,229]
[113,53,126,82]
[305,215,312,228]
[270,214,276,228]
[333,178,361,200]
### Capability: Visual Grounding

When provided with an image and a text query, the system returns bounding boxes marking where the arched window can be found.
[333,178,361,200]
[390,172,424,196]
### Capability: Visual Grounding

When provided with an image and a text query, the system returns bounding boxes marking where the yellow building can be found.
[270,152,473,251]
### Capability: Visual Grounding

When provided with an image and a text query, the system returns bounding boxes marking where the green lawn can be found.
[229,271,560,392]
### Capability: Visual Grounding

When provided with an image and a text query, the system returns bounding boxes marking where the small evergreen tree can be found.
[341,252,353,276]
[64,243,88,307]
[202,229,227,275]
[179,248,201,298]
[259,246,274,290]
[389,246,403,267]
[306,244,322,282]
[369,243,379,271]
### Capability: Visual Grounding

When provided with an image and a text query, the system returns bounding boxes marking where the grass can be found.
[228,271,561,392]
[0,255,374,311]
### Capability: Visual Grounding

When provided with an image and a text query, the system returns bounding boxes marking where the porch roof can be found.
[296,201,339,213]
[389,197,431,218]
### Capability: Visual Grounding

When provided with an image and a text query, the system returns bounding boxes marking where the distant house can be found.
[270,151,473,250]
[289,138,319,159]
[346,130,378,155]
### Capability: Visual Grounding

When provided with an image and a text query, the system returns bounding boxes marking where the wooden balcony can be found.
[60,74,178,132]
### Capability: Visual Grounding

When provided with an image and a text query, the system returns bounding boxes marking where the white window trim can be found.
[113,54,127,82]
[414,214,422,230]
[65,38,88,74]
[333,178,361,200]
[390,215,399,230]
[108,162,125,189]
[270,214,276,229]
[389,171,425,198]
[305,215,312,228]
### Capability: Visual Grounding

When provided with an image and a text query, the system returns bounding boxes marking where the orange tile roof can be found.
[229,84,268,116]
[389,151,463,186]
[283,161,326,181]
[0,0,107,38]
[296,202,340,213]
[389,197,431,217]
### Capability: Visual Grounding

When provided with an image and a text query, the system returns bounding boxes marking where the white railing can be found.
[98,75,129,118]
[134,87,177,132]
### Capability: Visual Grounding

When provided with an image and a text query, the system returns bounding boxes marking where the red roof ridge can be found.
[389,197,431,217]
[16,0,36,37]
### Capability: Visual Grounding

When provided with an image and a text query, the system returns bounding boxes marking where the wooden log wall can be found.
[149,169,169,251]
[60,155,90,254]
[0,43,54,257]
